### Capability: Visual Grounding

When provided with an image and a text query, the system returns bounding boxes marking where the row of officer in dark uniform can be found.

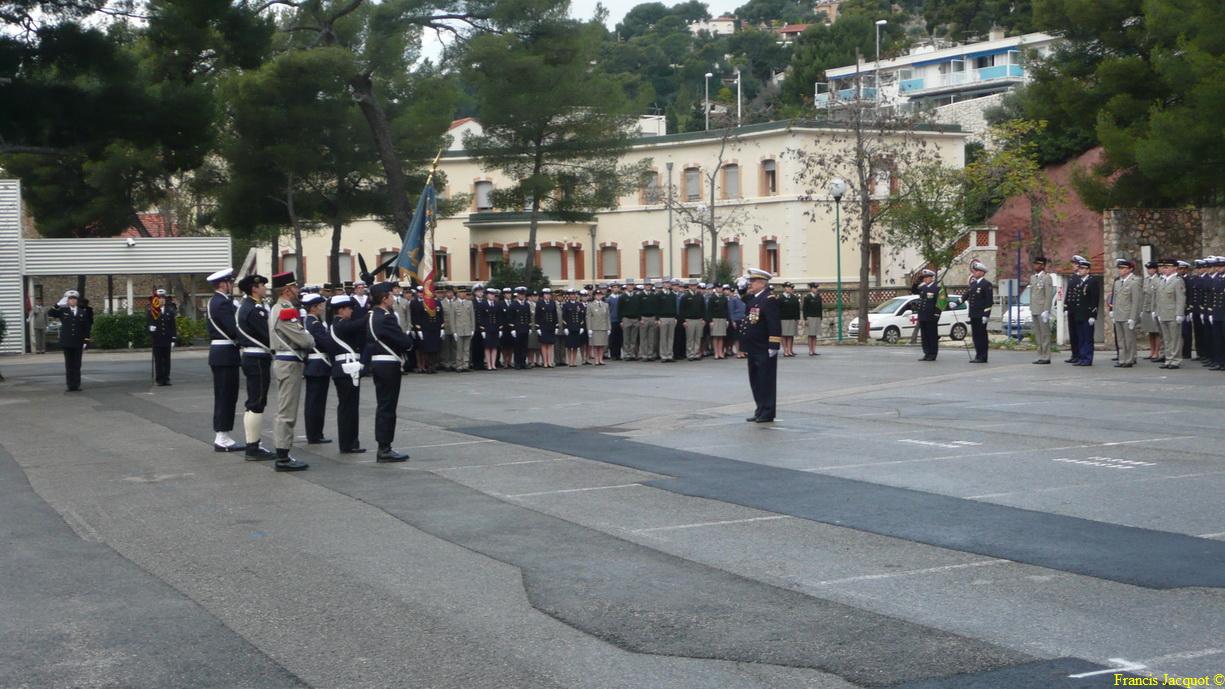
[910,260,995,363]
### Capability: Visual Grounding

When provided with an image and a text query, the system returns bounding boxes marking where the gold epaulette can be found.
[767,294,776,299]
[768,336,782,343]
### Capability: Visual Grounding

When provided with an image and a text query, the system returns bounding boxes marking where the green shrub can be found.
[90,313,151,349]
[175,315,206,345]
[487,262,551,292]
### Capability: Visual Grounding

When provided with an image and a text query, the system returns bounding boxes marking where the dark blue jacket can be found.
[912,282,941,322]
[963,278,994,320]
[364,307,414,364]
[303,315,332,377]
[47,304,91,349]
[236,297,271,357]
[327,315,367,378]
[206,292,240,366]
[739,289,781,353]
[147,302,177,347]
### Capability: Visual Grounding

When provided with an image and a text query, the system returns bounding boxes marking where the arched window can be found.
[540,246,563,279]
[433,250,450,280]
[643,246,663,279]
[600,246,619,278]
[508,246,530,266]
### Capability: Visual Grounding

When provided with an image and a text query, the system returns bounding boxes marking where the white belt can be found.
[274,350,297,357]
[370,354,400,363]
[307,353,327,360]
[242,346,269,355]
[211,339,236,346]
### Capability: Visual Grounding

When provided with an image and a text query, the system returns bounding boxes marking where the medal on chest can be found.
[748,306,761,324]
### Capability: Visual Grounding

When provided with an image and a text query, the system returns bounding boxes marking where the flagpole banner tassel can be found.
[396,182,439,316]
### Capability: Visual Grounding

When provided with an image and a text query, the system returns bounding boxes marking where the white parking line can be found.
[816,436,1198,471]
[634,515,792,533]
[505,483,641,498]
[403,439,497,450]
[433,458,573,471]
[803,559,1009,586]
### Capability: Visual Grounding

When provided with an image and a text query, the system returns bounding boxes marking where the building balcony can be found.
[905,64,1024,97]
[815,86,878,107]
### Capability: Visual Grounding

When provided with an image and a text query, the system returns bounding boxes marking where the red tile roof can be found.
[776,23,810,34]
[448,117,476,131]
[120,213,178,238]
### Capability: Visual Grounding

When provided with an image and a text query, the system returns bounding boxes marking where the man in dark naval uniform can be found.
[964,260,993,363]
[1069,256,1099,366]
[235,274,276,460]
[47,289,92,392]
[300,293,333,445]
[205,269,243,451]
[911,269,941,361]
[740,268,782,423]
[147,288,177,386]
[365,282,414,462]
[327,294,368,454]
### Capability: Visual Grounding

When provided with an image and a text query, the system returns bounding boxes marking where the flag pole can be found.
[400,148,446,284]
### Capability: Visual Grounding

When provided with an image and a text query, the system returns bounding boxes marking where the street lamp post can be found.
[666,162,674,276]
[704,72,713,130]
[874,19,887,106]
[735,69,742,126]
[829,178,847,342]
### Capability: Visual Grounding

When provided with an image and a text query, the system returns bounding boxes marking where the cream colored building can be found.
[288,119,967,289]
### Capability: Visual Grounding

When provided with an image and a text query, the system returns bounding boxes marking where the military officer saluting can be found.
[234,274,277,460]
[963,260,993,363]
[740,268,782,423]
[1110,258,1143,368]
[205,269,244,451]
[911,269,941,361]
[47,289,92,391]
[365,282,414,462]
[1029,257,1055,364]
[147,288,177,385]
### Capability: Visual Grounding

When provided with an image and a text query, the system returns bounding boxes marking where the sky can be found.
[422,0,744,62]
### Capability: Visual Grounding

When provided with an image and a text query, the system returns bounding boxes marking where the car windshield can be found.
[871,296,911,314]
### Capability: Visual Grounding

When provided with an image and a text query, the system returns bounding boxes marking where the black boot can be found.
[273,448,309,472]
[244,443,275,461]
[376,446,409,463]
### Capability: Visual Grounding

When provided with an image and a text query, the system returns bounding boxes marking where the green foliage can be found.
[90,313,151,349]
[486,262,551,293]
[920,0,1034,38]
[735,0,815,25]
[463,19,650,271]
[884,162,969,274]
[174,315,207,345]
[704,260,735,287]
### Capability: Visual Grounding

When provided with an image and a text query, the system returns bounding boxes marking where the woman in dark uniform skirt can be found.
[562,291,585,367]
[536,288,559,368]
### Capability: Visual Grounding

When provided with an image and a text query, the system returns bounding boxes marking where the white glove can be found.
[1152,312,1158,321]
[1127,319,1135,330]
[564,328,570,335]
[1041,311,1050,323]
[170,341,176,349]
[149,325,157,332]
[1210,315,1215,325]
[1177,315,1185,324]
[1088,318,1095,326]
[981,316,988,325]
[57,297,68,307]
[768,349,779,358]
[579,328,585,335]
[511,330,517,337]
[415,331,423,339]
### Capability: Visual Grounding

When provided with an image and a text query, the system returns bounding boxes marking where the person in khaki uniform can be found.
[439,285,456,371]
[450,284,476,371]
[1110,258,1143,367]
[680,281,705,360]
[1028,257,1055,364]
[1154,258,1187,369]
[656,279,680,362]
[28,299,49,353]
[268,271,313,472]
[585,287,610,365]
[1140,261,1162,360]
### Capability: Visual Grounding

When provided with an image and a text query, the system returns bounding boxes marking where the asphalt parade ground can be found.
[3,345,1225,689]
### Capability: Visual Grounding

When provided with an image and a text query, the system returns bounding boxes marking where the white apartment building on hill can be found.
[817,31,1060,134]
[287,119,967,289]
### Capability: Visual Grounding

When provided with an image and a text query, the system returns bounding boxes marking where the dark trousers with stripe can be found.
[1182,318,1194,360]
[303,376,329,441]
[970,319,989,361]
[747,349,778,420]
[62,346,83,390]
[211,365,239,432]
[333,376,360,451]
[371,363,401,448]
[152,345,171,384]
[919,320,939,358]
[1074,320,1094,363]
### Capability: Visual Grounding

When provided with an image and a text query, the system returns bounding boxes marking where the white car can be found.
[847,294,970,344]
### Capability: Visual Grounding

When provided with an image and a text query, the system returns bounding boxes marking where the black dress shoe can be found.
[376,447,409,463]
[755,417,775,423]
[1064,358,1078,363]
[1165,364,1180,369]
[1119,363,1134,368]
[1153,357,1166,363]
[339,446,367,454]
[307,438,333,445]
[1074,361,1092,366]
[1033,360,1050,364]
[244,443,275,461]
[1113,362,1124,367]
[746,416,760,422]
[969,358,987,364]
[274,458,309,471]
